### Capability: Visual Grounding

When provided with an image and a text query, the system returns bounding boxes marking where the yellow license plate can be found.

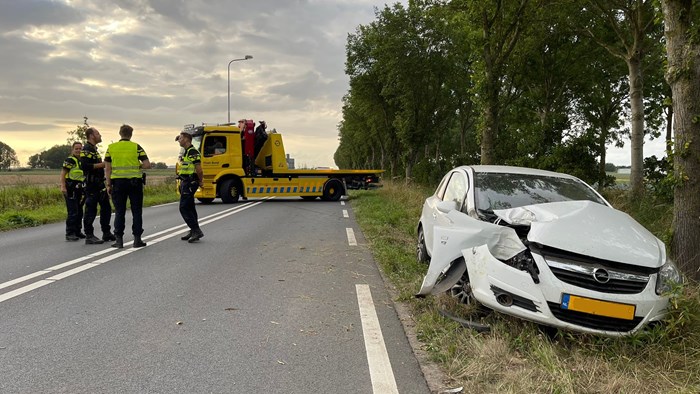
[561,294,636,320]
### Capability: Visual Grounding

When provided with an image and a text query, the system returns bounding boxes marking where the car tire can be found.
[449,258,491,316]
[417,225,429,264]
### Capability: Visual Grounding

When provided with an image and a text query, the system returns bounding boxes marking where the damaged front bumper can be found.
[423,243,669,336]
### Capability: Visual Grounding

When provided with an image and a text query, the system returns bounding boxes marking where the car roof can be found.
[456,165,579,180]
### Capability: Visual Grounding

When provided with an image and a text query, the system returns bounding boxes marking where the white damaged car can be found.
[416,165,681,336]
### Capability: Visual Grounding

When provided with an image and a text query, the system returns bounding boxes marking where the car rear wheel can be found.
[417,225,429,264]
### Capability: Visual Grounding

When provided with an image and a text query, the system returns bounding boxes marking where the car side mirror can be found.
[437,200,457,214]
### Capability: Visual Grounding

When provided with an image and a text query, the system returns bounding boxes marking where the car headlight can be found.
[656,259,682,295]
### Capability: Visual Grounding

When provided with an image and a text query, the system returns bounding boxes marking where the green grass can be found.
[349,181,700,393]
[0,179,179,232]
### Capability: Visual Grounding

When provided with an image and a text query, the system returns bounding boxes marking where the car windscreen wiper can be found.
[477,208,499,222]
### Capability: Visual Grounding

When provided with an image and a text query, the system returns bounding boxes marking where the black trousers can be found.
[83,188,112,236]
[64,189,84,236]
[179,180,200,231]
[111,178,144,237]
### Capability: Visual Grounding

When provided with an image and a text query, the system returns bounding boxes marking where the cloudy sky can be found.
[0,0,405,168]
[0,0,664,169]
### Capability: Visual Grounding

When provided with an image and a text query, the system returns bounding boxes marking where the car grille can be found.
[547,302,643,332]
[544,254,651,294]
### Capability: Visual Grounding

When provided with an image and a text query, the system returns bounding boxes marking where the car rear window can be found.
[474,172,607,210]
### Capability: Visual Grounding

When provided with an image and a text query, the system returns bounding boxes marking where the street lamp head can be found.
[245,55,253,60]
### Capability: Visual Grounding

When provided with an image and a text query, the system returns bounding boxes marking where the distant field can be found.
[609,171,630,184]
[0,169,176,187]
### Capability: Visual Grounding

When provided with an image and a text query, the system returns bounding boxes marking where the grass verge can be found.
[0,178,179,232]
[350,181,700,394]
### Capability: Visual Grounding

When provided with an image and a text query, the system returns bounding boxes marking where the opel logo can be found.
[593,268,610,283]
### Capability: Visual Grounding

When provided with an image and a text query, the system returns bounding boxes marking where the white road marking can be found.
[341,201,346,206]
[343,209,349,218]
[0,199,268,304]
[356,284,399,394]
[346,228,357,246]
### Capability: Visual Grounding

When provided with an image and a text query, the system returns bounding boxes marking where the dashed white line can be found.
[341,201,346,206]
[0,199,268,304]
[343,209,349,218]
[356,284,399,394]
[346,228,357,246]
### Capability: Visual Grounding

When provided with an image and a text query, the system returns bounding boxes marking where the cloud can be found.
[0,0,400,167]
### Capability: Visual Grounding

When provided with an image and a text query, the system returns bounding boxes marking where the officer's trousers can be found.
[111,178,144,237]
[84,188,112,237]
[179,180,200,231]
[64,189,84,236]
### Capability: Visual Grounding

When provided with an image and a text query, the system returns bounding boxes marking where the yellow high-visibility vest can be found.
[107,140,141,179]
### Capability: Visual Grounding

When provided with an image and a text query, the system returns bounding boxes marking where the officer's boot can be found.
[86,234,104,245]
[112,236,123,249]
[133,235,147,248]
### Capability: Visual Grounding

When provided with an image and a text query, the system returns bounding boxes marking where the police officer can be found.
[104,124,151,248]
[60,142,85,241]
[177,129,204,243]
[81,127,115,244]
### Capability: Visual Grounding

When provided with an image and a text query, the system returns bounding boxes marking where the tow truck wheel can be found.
[197,198,214,204]
[220,179,241,203]
[322,179,344,201]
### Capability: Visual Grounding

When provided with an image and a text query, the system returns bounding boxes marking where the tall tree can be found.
[582,0,663,198]
[0,141,19,170]
[450,0,531,164]
[661,0,700,280]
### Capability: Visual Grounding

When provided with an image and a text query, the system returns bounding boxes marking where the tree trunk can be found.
[598,128,608,191]
[627,56,645,198]
[662,0,700,281]
[481,74,499,165]
[665,103,673,155]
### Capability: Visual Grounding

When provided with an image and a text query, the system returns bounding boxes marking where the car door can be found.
[423,170,468,256]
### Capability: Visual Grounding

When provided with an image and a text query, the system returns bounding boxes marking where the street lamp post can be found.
[228,55,253,124]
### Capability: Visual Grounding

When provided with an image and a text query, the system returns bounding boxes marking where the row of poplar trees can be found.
[335,0,700,280]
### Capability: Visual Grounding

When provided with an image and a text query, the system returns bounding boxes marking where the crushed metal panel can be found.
[417,210,525,296]
[493,201,663,268]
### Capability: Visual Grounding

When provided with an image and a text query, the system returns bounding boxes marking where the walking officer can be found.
[60,141,85,241]
[81,126,116,244]
[176,129,204,243]
[104,124,151,248]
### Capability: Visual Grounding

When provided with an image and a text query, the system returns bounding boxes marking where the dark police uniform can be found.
[105,139,148,246]
[62,155,85,240]
[81,141,114,241]
[178,145,203,240]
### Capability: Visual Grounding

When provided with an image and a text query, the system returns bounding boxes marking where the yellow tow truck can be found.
[178,123,382,203]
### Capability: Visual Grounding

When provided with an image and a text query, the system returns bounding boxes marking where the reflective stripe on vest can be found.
[108,141,141,179]
[178,146,197,176]
[65,156,85,181]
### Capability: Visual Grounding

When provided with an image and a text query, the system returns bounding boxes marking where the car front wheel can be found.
[449,258,491,316]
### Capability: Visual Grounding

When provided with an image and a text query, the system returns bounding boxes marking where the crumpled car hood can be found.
[494,200,665,268]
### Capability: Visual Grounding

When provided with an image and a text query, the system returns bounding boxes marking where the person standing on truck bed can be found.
[176,129,204,243]
[105,124,151,249]
[81,126,115,245]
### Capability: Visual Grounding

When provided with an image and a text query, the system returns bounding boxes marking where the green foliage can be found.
[643,154,674,202]
[66,116,90,144]
[27,144,71,169]
[605,162,618,172]
[0,141,20,170]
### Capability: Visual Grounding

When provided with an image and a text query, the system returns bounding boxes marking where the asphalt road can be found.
[0,198,432,394]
